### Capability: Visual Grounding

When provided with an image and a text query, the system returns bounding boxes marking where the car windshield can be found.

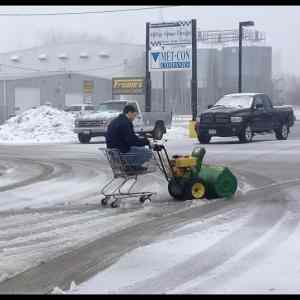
[214,95,253,109]
[96,102,126,113]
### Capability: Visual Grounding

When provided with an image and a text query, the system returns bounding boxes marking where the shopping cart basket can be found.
[100,148,158,208]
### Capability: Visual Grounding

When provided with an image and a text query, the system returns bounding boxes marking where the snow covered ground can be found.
[0,106,77,144]
[68,184,300,294]
[1,109,300,294]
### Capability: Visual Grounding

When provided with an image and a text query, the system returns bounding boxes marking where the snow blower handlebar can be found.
[149,141,175,182]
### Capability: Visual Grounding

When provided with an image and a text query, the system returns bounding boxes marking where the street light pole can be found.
[238,23,243,93]
[238,21,255,93]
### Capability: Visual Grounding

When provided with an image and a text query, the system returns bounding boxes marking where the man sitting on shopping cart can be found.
[105,104,152,173]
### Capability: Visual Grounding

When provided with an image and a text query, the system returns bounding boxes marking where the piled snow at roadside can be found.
[166,115,190,140]
[0,106,77,144]
[293,106,300,121]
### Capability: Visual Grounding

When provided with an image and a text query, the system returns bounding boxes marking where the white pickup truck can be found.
[73,100,172,143]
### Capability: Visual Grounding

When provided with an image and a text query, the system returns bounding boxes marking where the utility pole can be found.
[238,21,255,93]
[159,8,166,112]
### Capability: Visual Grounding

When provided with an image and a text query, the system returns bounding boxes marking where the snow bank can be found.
[0,106,77,144]
[293,106,300,121]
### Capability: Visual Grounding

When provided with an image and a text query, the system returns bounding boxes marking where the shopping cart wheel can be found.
[139,195,151,203]
[111,201,120,208]
[101,196,110,206]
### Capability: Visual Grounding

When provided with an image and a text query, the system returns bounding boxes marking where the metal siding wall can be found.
[0,81,5,124]
[0,73,112,122]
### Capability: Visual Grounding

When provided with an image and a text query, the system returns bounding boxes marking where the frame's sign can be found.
[149,20,192,48]
[150,45,192,71]
[112,77,145,95]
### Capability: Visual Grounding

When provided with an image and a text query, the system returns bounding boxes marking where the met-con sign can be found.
[149,20,192,72]
[150,47,192,71]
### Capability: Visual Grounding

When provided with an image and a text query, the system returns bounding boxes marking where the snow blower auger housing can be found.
[152,144,238,201]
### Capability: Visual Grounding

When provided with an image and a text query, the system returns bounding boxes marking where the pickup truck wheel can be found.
[197,133,211,144]
[78,133,91,144]
[275,123,289,140]
[153,124,164,140]
[238,124,253,143]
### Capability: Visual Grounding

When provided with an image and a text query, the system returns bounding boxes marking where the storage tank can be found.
[221,46,272,96]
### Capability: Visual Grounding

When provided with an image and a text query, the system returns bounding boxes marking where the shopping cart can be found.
[100,148,158,208]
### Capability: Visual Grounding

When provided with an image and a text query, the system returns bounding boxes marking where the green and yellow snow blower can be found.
[152,144,238,200]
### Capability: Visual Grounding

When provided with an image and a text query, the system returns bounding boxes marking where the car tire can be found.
[238,124,253,143]
[78,133,91,144]
[275,123,289,140]
[197,133,211,144]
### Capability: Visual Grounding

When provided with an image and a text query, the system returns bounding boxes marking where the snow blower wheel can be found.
[185,179,206,200]
[168,178,186,201]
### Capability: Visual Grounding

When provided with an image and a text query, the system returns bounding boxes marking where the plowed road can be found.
[0,127,300,294]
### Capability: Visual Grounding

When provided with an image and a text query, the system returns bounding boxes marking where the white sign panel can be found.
[149,46,192,71]
[149,20,192,48]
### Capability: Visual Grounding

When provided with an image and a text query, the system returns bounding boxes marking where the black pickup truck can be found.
[196,93,295,143]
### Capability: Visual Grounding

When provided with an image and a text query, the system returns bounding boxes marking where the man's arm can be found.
[120,122,149,147]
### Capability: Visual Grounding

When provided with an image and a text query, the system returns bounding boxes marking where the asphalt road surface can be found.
[0,122,300,294]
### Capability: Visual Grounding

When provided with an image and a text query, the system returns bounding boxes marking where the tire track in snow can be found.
[117,188,289,294]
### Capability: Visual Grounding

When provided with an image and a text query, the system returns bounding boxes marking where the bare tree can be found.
[272,74,300,106]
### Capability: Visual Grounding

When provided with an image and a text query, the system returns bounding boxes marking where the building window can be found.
[80,52,89,59]
[98,52,110,58]
[10,55,20,62]
[58,53,68,60]
[38,54,47,61]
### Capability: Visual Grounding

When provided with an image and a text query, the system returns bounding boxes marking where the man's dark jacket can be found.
[106,114,148,153]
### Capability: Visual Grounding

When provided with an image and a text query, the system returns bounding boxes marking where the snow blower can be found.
[152,143,238,201]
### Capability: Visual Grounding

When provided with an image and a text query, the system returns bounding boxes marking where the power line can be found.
[0,6,181,17]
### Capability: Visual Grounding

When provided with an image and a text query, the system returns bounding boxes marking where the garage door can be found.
[65,93,83,106]
[14,87,41,114]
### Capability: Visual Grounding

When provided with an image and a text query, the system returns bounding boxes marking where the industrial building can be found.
[0,72,112,124]
[0,37,273,123]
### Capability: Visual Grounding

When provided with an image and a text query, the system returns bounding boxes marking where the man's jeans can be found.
[121,146,152,167]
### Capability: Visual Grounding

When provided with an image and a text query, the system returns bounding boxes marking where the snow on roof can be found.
[225,93,264,97]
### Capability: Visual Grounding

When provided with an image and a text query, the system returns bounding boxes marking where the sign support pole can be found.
[145,22,151,112]
[191,19,197,121]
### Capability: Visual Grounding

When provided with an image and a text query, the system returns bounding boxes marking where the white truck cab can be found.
[74,100,172,144]
[64,104,96,117]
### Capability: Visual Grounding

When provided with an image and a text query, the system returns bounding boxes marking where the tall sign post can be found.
[145,22,151,112]
[191,19,197,121]
[147,20,196,118]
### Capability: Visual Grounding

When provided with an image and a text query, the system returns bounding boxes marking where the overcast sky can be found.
[0,5,298,76]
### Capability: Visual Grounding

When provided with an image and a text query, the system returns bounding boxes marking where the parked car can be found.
[64,104,96,117]
[74,100,172,144]
[196,93,295,143]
